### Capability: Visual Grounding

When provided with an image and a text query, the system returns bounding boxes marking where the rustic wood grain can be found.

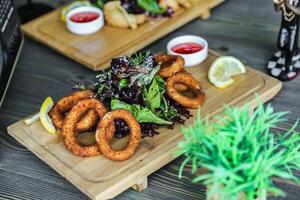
[0,0,299,199]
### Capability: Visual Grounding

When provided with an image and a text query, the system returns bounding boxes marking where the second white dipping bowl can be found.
[167,35,208,67]
[66,6,104,35]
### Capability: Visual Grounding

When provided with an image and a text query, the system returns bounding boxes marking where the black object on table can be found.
[17,0,54,24]
[0,0,23,107]
[267,0,300,81]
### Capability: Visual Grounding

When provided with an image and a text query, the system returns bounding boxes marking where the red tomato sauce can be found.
[171,42,204,54]
[70,12,100,23]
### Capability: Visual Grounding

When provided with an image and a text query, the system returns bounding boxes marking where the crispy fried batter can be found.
[104,1,147,29]
[159,0,180,11]
[62,99,114,157]
[96,109,141,161]
[49,90,98,132]
[174,70,190,91]
[157,54,185,78]
[177,0,192,8]
[175,83,189,92]
[166,72,205,109]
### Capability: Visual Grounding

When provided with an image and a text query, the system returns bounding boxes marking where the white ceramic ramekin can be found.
[66,6,104,35]
[167,35,208,67]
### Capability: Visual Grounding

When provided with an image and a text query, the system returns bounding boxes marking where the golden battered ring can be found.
[62,99,114,157]
[96,109,141,161]
[157,54,185,78]
[174,70,190,92]
[49,90,98,132]
[166,73,205,109]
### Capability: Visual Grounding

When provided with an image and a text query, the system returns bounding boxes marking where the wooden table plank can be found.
[0,0,299,199]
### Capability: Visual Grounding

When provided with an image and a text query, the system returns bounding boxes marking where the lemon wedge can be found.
[60,1,92,22]
[208,56,246,89]
[39,97,56,134]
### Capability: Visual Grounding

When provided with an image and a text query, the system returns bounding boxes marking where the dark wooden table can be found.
[1,0,299,199]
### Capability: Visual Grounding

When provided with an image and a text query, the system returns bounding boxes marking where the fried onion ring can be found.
[174,70,190,92]
[62,99,114,157]
[175,83,189,92]
[166,73,205,109]
[96,109,141,161]
[49,90,98,132]
[157,54,185,78]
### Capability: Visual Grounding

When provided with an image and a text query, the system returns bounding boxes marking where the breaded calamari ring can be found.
[166,73,205,109]
[49,90,98,132]
[175,83,189,92]
[157,54,185,78]
[96,109,141,161]
[174,70,190,92]
[62,99,114,157]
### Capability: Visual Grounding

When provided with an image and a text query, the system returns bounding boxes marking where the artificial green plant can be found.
[178,101,300,200]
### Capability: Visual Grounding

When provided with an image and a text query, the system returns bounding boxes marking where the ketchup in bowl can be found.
[70,12,100,23]
[171,42,204,54]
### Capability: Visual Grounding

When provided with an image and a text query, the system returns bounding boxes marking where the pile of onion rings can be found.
[46,52,205,160]
[156,54,206,108]
[50,91,141,160]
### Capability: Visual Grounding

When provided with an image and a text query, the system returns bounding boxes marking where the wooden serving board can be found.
[7,51,282,200]
[22,0,224,71]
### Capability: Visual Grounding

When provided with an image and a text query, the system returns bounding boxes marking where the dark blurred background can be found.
[14,0,69,8]
[15,0,72,24]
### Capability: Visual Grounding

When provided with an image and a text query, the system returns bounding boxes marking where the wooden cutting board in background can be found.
[7,51,282,200]
[22,0,224,71]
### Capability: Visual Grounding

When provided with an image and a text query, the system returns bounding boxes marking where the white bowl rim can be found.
[167,35,208,56]
[66,6,103,25]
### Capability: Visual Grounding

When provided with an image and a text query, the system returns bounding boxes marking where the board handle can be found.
[132,176,148,192]
[199,9,211,20]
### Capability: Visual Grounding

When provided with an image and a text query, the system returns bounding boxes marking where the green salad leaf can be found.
[111,99,172,125]
[90,0,107,9]
[118,78,129,89]
[130,64,160,86]
[144,76,181,121]
[137,0,165,14]
[134,106,172,125]
[144,76,161,111]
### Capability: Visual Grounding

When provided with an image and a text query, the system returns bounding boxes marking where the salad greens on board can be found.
[75,51,191,138]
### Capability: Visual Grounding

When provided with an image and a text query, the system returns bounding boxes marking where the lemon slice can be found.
[40,97,56,134]
[60,1,92,22]
[208,56,246,88]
